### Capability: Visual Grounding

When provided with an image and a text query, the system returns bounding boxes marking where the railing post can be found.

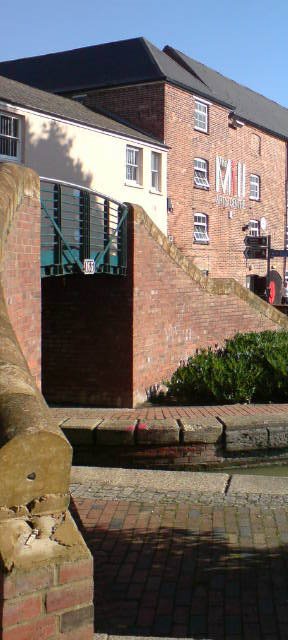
[80,190,90,260]
[104,198,110,270]
[53,183,62,275]
[118,204,128,272]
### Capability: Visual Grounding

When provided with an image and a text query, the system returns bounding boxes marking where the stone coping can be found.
[0,163,72,513]
[71,465,288,508]
[60,412,288,453]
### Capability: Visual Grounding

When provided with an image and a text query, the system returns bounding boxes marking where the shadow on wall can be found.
[26,120,93,187]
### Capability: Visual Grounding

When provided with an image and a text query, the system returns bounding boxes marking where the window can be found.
[250,174,260,200]
[126,146,142,184]
[249,219,260,237]
[194,213,209,243]
[194,100,208,133]
[151,151,161,191]
[0,112,21,161]
[194,158,209,188]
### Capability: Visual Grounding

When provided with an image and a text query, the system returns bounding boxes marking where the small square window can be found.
[0,112,21,161]
[126,146,142,184]
[250,174,260,200]
[194,158,209,188]
[249,219,260,237]
[194,100,208,133]
[194,213,209,243]
[151,151,161,191]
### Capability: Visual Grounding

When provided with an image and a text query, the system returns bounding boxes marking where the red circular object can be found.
[269,281,276,304]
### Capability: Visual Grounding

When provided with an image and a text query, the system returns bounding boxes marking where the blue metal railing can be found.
[40,178,128,277]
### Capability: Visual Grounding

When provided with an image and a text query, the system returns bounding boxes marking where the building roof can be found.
[164,46,288,140]
[1,37,288,139]
[0,74,166,147]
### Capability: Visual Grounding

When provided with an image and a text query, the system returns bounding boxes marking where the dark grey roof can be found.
[0,37,212,96]
[1,37,288,139]
[0,74,165,147]
[164,46,288,139]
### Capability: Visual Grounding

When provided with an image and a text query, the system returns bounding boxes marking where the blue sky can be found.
[1,0,287,106]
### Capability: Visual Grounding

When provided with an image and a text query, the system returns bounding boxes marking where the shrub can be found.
[166,331,288,404]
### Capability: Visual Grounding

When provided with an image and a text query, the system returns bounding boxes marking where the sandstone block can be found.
[137,419,180,445]
[96,420,137,445]
[179,417,223,443]
[61,419,103,445]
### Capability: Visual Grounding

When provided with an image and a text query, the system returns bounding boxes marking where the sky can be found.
[1,0,288,107]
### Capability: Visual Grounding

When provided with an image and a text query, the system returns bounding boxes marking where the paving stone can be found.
[96,420,137,445]
[179,417,223,443]
[137,419,180,445]
[61,418,103,445]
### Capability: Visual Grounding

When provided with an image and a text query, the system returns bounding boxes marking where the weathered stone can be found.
[223,413,287,452]
[96,420,137,446]
[0,511,91,571]
[268,425,288,448]
[225,428,268,451]
[179,417,223,443]
[137,419,180,445]
[61,418,103,445]
[28,493,70,516]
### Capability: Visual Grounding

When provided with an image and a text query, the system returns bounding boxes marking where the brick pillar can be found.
[0,513,94,640]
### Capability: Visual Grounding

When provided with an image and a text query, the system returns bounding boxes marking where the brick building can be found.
[1,38,288,292]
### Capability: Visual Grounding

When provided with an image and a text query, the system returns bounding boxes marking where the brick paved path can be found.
[71,494,288,640]
[52,403,288,424]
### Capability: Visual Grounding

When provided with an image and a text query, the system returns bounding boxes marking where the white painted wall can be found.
[1,103,168,234]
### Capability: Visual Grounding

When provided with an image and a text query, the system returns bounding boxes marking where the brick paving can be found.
[52,403,288,424]
[71,487,288,639]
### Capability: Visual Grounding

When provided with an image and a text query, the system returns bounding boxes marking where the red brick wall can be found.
[164,83,287,283]
[83,81,287,286]
[1,554,94,639]
[83,82,165,141]
[131,207,281,405]
[2,193,41,387]
[42,205,285,407]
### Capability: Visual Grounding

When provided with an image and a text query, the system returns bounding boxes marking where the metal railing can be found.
[40,178,128,277]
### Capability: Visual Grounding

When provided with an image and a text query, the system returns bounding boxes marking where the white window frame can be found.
[194,157,209,189]
[0,112,21,161]
[249,219,260,237]
[194,213,209,243]
[250,174,260,200]
[126,146,142,185]
[194,100,208,133]
[151,151,161,192]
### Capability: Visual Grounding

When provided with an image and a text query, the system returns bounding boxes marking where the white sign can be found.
[215,155,246,209]
[83,259,95,275]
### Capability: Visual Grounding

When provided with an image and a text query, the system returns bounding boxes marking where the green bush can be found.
[166,331,288,404]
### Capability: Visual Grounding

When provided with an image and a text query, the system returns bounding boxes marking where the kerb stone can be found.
[179,417,223,443]
[61,419,103,445]
[222,415,272,452]
[96,420,137,445]
[137,419,179,445]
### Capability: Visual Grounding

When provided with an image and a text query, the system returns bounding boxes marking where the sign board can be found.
[269,249,288,258]
[83,259,95,275]
[244,247,267,260]
[244,236,268,247]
